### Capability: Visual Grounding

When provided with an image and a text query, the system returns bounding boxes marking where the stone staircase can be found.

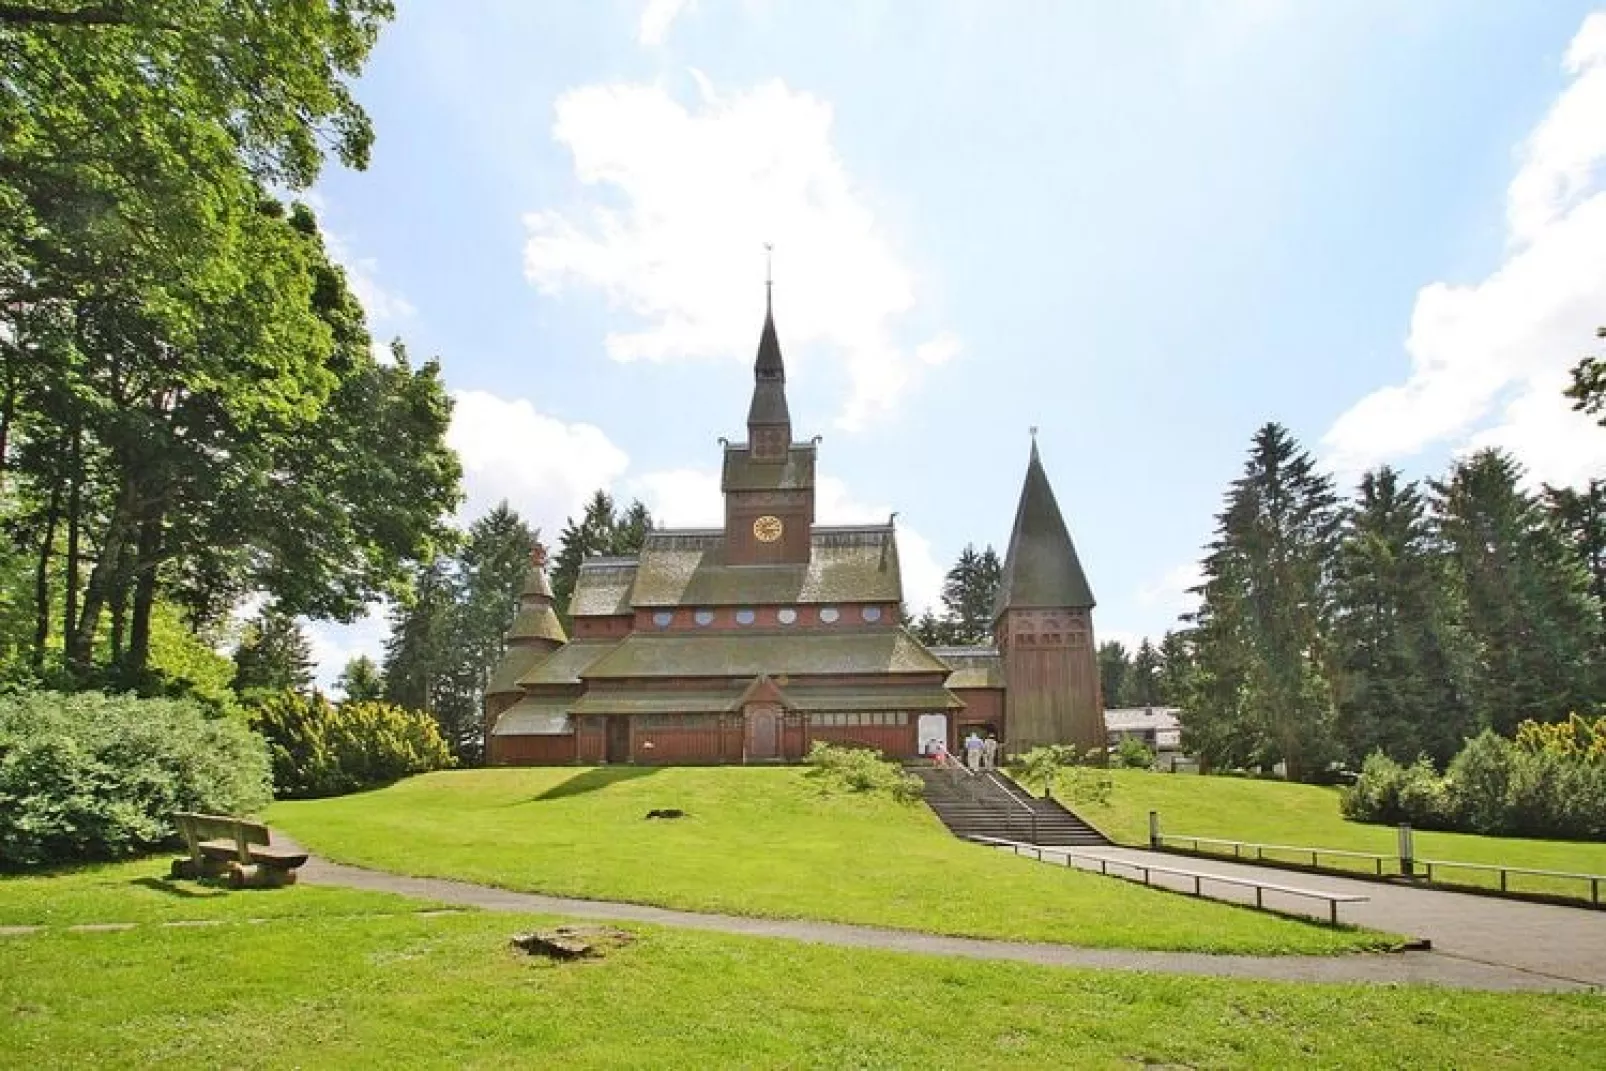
[911,765,1110,847]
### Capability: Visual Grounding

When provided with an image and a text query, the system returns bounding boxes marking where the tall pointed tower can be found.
[993,438,1104,755]
[722,290,815,565]
[483,545,568,742]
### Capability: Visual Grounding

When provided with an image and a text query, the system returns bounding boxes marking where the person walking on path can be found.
[964,731,984,771]
[982,734,999,770]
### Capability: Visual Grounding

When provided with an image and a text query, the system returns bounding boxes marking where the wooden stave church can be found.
[483,297,1105,765]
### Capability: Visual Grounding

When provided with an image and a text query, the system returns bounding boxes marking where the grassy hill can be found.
[269,766,1392,955]
[3,865,1601,1067]
[1085,770,1606,894]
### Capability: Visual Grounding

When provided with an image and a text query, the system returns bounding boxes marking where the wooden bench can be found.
[170,813,308,889]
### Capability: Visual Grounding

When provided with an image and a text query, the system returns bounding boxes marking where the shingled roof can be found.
[628,526,901,606]
[579,628,949,680]
[994,441,1095,616]
[505,604,567,646]
[929,645,1005,689]
[486,644,550,698]
[721,444,816,492]
[569,559,639,617]
[515,639,621,687]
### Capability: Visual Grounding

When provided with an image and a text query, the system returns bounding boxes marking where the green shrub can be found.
[1343,726,1606,840]
[1006,745,1113,807]
[803,741,922,803]
[1114,737,1156,769]
[249,691,454,799]
[0,690,272,868]
[1341,752,1450,828]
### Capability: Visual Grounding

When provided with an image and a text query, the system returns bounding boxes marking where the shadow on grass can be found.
[529,766,662,802]
[130,876,222,899]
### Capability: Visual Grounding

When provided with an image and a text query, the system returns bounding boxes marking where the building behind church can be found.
[484,297,1106,765]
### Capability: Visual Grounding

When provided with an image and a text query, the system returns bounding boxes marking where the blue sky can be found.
[304,1,1606,684]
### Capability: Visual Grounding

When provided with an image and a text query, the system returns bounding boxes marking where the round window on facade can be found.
[861,606,882,623]
[653,611,673,629]
[694,609,715,627]
[819,607,840,624]
[735,609,756,626]
[777,608,798,625]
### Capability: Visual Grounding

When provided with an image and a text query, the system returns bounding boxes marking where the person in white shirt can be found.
[981,733,999,769]
[963,731,984,771]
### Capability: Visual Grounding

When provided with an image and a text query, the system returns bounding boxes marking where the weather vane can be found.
[763,242,774,298]
[1029,425,1038,441]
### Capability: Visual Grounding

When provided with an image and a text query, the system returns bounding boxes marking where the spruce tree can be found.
[938,544,1003,645]
[1545,480,1606,635]
[1130,638,1163,707]
[231,610,315,696]
[335,655,386,703]
[551,490,653,622]
[1156,630,1194,707]
[1431,450,1600,734]
[1184,423,1340,779]
[1098,640,1132,708]
[1330,467,1474,766]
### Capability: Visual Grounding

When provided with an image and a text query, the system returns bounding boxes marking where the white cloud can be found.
[305,606,390,695]
[523,76,955,429]
[628,466,945,614]
[915,331,963,367]
[638,0,693,46]
[629,467,722,526]
[1323,12,1606,490]
[1138,561,1203,620]
[447,389,632,534]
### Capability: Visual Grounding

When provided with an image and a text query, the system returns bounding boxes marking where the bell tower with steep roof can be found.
[994,437,1104,754]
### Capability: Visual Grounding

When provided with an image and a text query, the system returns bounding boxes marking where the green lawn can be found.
[0,857,442,927]
[1,894,1602,1069]
[268,767,1396,955]
[1080,769,1606,898]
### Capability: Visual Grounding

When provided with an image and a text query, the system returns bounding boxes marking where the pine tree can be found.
[1431,450,1600,734]
[231,610,315,696]
[1330,467,1474,766]
[1545,480,1606,635]
[1184,423,1340,780]
[335,655,386,703]
[937,544,1002,645]
[911,608,961,647]
[1130,638,1162,707]
[551,490,653,622]
[382,557,457,719]
[1098,640,1132,708]
[1156,630,1194,706]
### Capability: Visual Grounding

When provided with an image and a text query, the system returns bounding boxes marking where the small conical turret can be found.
[505,543,567,649]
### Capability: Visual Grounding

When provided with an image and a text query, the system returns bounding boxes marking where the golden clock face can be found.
[752,515,784,543]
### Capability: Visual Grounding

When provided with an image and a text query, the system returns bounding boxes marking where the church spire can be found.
[746,261,791,460]
[993,436,1095,619]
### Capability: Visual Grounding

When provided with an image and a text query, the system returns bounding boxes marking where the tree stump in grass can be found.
[511,926,635,961]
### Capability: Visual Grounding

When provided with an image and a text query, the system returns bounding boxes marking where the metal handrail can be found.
[1160,832,1604,906]
[1160,833,1393,876]
[1418,858,1604,904]
[971,836,1367,926]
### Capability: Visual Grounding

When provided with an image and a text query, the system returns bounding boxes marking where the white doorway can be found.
[917,714,948,756]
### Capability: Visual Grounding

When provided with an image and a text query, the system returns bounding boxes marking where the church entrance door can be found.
[917,714,948,757]
[745,704,780,761]
[606,716,631,763]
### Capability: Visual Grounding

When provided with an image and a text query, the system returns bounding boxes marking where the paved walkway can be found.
[298,853,1601,993]
[1004,844,1606,991]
